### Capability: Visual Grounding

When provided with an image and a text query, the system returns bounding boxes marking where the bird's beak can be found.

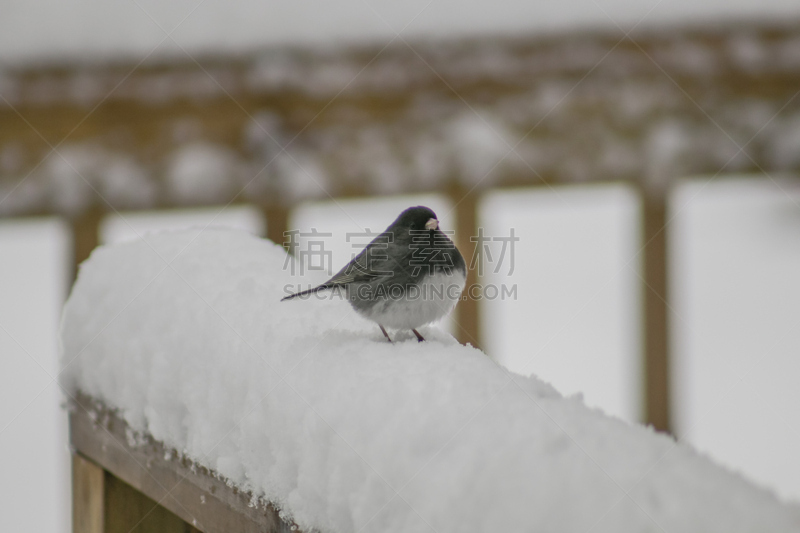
[425,218,438,230]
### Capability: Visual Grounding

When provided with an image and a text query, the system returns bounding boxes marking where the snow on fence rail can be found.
[61,229,800,533]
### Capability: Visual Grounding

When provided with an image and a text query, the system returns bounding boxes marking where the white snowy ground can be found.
[60,229,800,533]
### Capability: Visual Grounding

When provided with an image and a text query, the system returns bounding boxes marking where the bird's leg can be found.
[379,325,392,343]
[412,329,425,342]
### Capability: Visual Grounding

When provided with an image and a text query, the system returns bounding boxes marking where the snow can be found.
[0,219,70,533]
[166,142,244,204]
[444,112,519,187]
[672,176,800,502]
[0,143,158,216]
[60,228,800,532]
[100,205,265,246]
[3,0,800,65]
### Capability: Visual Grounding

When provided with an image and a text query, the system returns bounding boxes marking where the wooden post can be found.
[73,454,104,533]
[448,182,482,350]
[262,204,290,250]
[70,393,297,533]
[642,194,671,433]
[72,453,192,533]
[69,206,104,283]
[103,472,190,533]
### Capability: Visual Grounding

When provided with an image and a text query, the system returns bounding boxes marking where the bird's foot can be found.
[379,325,393,343]
[412,329,425,342]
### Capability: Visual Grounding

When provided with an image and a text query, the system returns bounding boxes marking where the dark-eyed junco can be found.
[282,206,467,342]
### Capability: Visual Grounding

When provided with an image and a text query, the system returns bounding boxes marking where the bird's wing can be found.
[280,261,385,301]
[280,283,333,301]
[281,236,398,301]
[324,246,394,285]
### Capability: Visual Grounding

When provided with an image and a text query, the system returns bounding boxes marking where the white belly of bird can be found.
[357,270,466,330]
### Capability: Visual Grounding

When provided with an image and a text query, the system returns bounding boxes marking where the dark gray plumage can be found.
[281,206,467,342]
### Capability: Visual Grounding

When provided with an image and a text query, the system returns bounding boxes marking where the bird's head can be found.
[394,206,439,233]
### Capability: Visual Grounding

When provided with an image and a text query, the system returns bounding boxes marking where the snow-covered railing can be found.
[70,392,294,533]
[62,230,800,533]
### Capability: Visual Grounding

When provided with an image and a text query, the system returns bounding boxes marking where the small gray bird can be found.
[281,206,467,342]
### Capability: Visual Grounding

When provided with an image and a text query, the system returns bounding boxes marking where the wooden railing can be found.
[6,22,800,438]
[70,392,296,533]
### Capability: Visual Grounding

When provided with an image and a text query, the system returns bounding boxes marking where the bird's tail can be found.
[280,284,335,301]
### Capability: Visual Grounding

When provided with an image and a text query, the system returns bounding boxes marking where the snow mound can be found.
[60,229,800,533]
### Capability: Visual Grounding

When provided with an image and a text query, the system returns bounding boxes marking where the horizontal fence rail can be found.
[70,392,298,533]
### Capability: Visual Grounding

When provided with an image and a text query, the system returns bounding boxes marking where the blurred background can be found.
[2,0,800,530]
